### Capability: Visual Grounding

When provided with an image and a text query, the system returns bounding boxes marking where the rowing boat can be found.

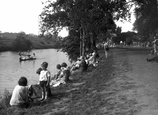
[19,57,36,61]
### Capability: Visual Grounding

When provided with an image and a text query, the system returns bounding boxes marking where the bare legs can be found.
[41,87,47,101]
[105,50,108,58]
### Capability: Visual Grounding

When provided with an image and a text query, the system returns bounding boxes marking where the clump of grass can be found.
[0,89,12,110]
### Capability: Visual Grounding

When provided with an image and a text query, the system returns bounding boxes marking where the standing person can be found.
[39,62,51,101]
[153,36,158,55]
[10,77,31,108]
[103,41,109,58]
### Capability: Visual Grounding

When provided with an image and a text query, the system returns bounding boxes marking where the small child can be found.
[59,62,71,83]
[10,77,31,108]
[39,62,51,101]
[54,64,62,80]
[71,59,81,71]
[36,67,42,75]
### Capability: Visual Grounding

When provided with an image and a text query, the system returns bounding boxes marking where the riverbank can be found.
[0,47,157,115]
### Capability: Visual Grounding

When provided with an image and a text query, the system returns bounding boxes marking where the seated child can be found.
[10,77,32,108]
[53,64,62,80]
[88,50,99,67]
[71,59,81,71]
[79,57,88,72]
[59,62,71,83]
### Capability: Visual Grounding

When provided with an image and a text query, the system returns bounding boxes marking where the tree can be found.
[133,0,158,41]
[40,0,131,59]
[113,31,137,44]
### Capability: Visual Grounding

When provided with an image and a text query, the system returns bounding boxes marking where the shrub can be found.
[0,89,11,110]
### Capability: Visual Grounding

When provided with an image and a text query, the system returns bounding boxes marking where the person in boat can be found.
[30,53,36,59]
[10,77,32,108]
[19,55,26,61]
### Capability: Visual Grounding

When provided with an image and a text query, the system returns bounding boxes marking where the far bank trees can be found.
[12,32,32,51]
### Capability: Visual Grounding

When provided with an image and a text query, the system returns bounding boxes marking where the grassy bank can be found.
[0,48,145,115]
[0,49,111,114]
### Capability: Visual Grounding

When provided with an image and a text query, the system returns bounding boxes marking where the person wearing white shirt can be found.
[10,77,30,108]
[39,62,51,101]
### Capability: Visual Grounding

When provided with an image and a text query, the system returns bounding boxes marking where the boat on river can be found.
[19,52,36,61]
[19,57,36,61]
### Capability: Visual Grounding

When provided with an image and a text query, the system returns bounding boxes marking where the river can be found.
[0,49,71,96]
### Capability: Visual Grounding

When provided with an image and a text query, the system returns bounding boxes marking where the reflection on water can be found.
[0,49,70,95]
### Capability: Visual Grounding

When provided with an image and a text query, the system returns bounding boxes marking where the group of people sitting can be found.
[50,62,71,87]
[9,50,100,109]
[9,61,71,108]
[71,50,100,71]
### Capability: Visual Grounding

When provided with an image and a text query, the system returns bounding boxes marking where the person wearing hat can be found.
[39,62,51,101]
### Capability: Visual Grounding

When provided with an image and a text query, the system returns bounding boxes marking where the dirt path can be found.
[110,48,158,115]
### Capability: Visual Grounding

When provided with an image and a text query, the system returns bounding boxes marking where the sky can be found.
[115,5,136,33]
[115,18,135,33]
[0,0,45,35]
[0,0,135,37]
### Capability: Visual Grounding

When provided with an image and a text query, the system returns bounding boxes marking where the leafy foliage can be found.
[40,0,131,58]
[0,89,11,110]
[113,31,137,44]
[12,32,32,51]
[133,0,158,40]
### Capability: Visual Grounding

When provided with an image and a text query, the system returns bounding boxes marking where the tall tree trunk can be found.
[80,28,82,57]
[82,28,85,57]
[91,32,97,50]
[156,0,158,15]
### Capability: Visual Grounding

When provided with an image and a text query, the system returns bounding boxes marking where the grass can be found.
[0,48,147,115]
[0,50,109,115]
[0,89,12,114]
